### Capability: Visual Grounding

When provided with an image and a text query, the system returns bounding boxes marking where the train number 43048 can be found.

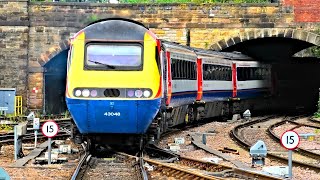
[104,112,121,116]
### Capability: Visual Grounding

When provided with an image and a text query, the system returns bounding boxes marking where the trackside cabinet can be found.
[0,88,16,115]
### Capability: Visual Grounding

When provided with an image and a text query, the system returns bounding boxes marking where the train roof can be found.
[194,49,253,60]
[82,18,149,41]
[160,40,196,55]
[234,60,270,67]
[87,18,148,29]
[159,40,253,61]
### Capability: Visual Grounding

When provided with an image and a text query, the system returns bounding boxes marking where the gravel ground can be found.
[158,117,320,180]
[0,130,11,134]
[81,156,139,180]
[0,139,80,179]
[295,117,320,127]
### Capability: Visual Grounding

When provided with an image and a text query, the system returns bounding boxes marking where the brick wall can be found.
[27,73,42,109]
[283,0,320,22]
[0,0,29,111]
[0,0,319,111]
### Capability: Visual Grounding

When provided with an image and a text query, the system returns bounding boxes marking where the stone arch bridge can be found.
[0,0,319,112]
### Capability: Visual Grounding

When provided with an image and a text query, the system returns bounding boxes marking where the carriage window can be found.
[203,64,231,81]
[85,44,142,70]
[192,62,196,79]
[171,59,177,78]
[177,60,181,78]
[186,61,190,79]
[171,58,196,80]
[182,61,186,78]
[237,67,268,81]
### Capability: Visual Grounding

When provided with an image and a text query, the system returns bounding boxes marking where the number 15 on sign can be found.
[41,121,59,138]
[280,130,300,150]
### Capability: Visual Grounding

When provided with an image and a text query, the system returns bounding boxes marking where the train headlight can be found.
[75,90,81,97]
[143,90,151,98]
[135,90,143,98]
[90,90,98,97]
[82,89,90,97]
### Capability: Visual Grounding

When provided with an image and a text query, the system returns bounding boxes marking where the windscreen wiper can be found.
[88,60,115,69]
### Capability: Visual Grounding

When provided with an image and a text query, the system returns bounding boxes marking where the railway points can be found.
[71,144,147,180]
[1,114,320,179]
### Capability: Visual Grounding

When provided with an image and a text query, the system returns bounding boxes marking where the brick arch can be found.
[38,40,70,66]
[210,28,320,51]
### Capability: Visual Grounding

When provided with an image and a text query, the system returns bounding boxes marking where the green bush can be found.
[0,124,13,131]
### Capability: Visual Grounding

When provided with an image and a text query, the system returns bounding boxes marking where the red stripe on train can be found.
[196,58,203,100]
[232,63,237,97]
[166,51,172,105]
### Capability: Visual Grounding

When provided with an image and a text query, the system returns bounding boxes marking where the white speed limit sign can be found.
[33,118,40,129]
[41,120,59,138]
[280,130,300,150]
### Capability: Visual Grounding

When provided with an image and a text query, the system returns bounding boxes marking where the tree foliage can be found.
[31,0,271,3]
[311,28,320,58]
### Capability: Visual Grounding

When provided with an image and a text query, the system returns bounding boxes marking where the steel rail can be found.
[71,143,90,180]
[145,144,179,163]
[231,115,320,172]
[0,132,70,144]
[0,115,69,121]
[179,156,282,180]
[309,117,320,124]
[0,118,71,129]
[145,144,281,180]
[0,119,71,144]
[115,151,149,180]
[139,151,149,180]
[144,158,222,180]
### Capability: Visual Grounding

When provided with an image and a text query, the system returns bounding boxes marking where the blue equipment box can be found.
[0,88,16,115]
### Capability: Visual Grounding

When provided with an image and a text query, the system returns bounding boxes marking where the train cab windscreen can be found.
[85,43,142,70]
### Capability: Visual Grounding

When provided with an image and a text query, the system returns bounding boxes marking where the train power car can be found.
[65,18,272,147]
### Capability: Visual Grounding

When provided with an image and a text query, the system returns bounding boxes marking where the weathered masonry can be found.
[0,0,319,113]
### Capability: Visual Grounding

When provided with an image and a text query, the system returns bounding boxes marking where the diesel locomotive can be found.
[65,18,271,146]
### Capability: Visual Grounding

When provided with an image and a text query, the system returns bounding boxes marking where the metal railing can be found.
[15,96,23,116]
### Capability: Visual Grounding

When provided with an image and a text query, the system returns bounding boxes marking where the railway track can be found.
[145,145,282,179]
[0,118,71,129]
[71,144,148,180]
[290,116,320,128]
[309,117,320,125]
[268,119,320,158]
[0,118,71,144]
[231,115,320,172]
[0,114,68,121]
